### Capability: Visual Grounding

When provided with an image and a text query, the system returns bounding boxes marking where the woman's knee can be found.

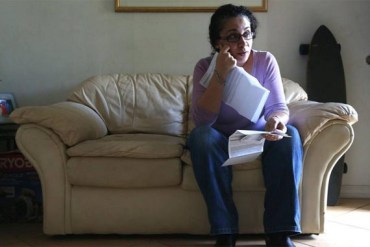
[187,126,229,162]
[286,125,303,148]
[188,125,224,147]
[286,125,299,139]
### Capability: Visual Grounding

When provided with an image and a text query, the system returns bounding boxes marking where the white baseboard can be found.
[340,185,370,198]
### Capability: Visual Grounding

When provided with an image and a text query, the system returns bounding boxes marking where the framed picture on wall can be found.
[0,93,17,123]
[115,0,268,12]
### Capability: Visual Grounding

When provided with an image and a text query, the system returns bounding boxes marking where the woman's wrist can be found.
[269,112,289,123]
[270,115,280,122]
[214,70,225,86]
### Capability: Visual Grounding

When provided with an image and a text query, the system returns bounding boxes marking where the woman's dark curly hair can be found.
[209,4,258,52]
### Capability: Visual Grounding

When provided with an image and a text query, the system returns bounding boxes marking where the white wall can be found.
[0,0,369,197]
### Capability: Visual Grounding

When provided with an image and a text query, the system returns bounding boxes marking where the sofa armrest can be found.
[288,100,358,233]
[15,124,69,234]
[300,122,354,233]
[288,100,358,146]
[10,102,107,146]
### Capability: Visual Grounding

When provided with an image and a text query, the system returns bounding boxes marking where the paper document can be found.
[199,53,270,123]
[222,130,291,167]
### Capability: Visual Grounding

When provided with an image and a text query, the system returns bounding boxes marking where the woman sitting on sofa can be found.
[187,4,303,247]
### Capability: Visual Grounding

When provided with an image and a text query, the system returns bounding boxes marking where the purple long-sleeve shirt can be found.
[191,50,289,136]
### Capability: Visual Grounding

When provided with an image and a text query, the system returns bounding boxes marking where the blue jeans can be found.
[187,125,303,235]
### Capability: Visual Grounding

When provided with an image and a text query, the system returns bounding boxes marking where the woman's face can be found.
[216,16,253,67]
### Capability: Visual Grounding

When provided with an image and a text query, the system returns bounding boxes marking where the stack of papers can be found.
[222,130,291,167]
[199,53,270,123]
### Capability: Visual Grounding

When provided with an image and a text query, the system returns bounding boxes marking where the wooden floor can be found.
[1,198,370,247]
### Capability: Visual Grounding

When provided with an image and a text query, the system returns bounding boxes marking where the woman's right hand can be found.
[215,45,236,81]
[197,45,236,114]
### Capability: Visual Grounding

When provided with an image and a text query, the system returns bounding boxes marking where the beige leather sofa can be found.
[10,73,358,236]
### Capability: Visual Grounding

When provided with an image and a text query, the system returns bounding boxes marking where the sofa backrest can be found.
[68,73,192,137]
[68,73,307,136]
[282,78,308,104]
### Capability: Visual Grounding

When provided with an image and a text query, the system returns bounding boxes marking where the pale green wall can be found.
[0,0,369,197]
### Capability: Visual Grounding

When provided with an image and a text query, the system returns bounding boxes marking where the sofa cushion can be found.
[282,78,308,104]
[10,102,107,146]
[67,157,182,188]
[67,134,185,158]
[68,73,191,137]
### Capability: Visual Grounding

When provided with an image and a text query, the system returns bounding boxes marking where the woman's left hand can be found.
[263,116,287,141]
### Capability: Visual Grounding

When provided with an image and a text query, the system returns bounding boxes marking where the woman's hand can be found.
[264,115,287,141]
[197,45,236,113]
[215,45,236,81]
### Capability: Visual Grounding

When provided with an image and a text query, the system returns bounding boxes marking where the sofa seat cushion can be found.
[67,134,185,158]
[67,157,182,188]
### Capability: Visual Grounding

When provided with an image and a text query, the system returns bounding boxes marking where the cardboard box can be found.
[0,151,42,222]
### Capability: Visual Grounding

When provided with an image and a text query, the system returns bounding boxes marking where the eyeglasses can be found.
[220,30,254,43]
